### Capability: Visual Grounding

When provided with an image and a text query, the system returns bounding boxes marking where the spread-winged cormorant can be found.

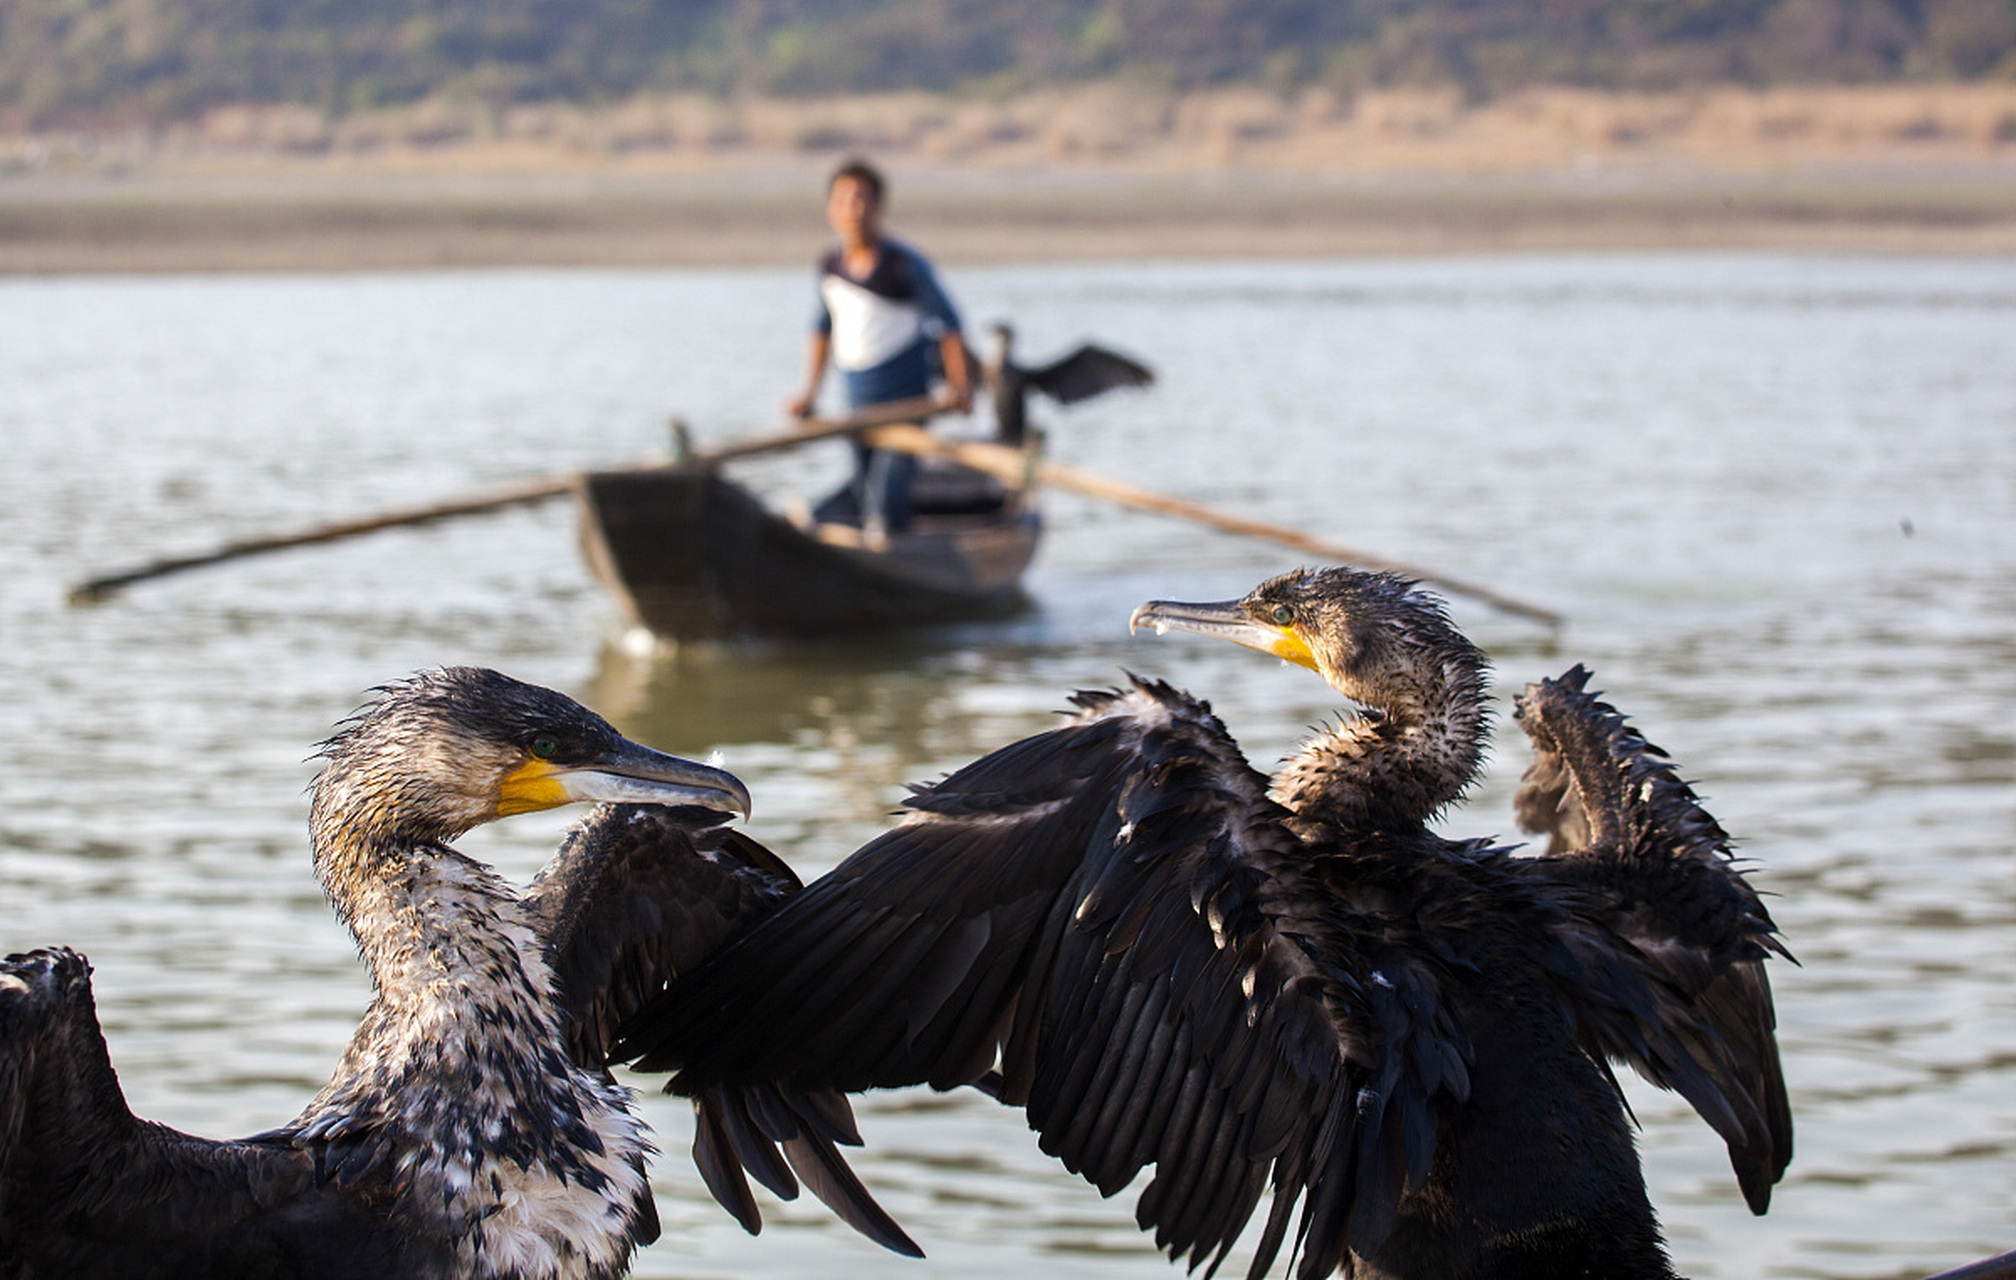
[617,568,1792,1280]
[0,667,916,1279]
[983,321,1154,445]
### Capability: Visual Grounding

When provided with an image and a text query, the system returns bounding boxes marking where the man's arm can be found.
[903,247,972,415]
[786,331,832,419]
[938,330,973,414]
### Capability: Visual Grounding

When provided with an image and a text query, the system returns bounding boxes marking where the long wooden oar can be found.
[863,424,1565,629]
[68,469,595,604]
[67,397,942,603]
[72,397,1558,629]
[676,395,941,465]
[1924,1250,2016,1280]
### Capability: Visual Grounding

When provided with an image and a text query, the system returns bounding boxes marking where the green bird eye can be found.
[1271,605,1295,626]
[530,733,561,760]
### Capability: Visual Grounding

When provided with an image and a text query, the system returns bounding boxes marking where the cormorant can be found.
[0,667,916,1279]
[982,321,1154,446]
[617,568,1792,1280]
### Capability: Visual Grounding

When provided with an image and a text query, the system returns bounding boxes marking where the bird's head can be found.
[1130,567,1480,713]
[312,667,751,845]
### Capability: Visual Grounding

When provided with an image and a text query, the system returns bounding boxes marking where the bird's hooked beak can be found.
[1130,597,1319,671]
[499,738,753,821]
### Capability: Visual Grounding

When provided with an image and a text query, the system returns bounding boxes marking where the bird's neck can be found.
[1271,668,1489,832]
[311,807,554,1026]
[307,819,653,1275]
[349,848,548,1002]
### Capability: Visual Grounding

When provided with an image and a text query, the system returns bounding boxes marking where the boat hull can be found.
[574,465,1039,640]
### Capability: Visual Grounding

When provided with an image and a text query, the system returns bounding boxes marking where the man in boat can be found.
[786,157,973,536]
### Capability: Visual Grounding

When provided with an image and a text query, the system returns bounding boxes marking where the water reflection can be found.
[590,631,1013,757]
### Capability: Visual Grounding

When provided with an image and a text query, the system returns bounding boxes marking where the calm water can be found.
[2,254,2013,1279]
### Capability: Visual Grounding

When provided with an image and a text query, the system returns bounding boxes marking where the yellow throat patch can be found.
[497,758,571,816]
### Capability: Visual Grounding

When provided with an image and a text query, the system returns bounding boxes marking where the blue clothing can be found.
[841,338,938,410]
[809,238,963,529]
[812,237,963,411]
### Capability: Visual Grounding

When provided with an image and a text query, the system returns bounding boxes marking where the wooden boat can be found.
[573,451,1041,640]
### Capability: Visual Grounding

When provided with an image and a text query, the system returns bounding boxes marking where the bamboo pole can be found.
[67,397,943,603]
[72,395,1559,631]
[68,471,590,603]
[693,395,941,464]
[862,424,1564,629]
[1923,1250,2016,1280]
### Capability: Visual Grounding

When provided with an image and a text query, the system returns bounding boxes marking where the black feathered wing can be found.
[526,804,805,1066]
[617,680,1461,1280]
[1512,665,1793,1213]
[524,804,920,1258]
[0,947,410,1276]
[1025,344,1155,405]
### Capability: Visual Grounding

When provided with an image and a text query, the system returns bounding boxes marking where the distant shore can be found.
[6,83,2016,272]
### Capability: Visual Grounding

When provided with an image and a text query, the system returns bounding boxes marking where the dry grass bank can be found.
[4,82,2015,272]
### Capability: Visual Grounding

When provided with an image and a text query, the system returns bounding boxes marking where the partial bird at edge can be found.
[0,666,918,1280]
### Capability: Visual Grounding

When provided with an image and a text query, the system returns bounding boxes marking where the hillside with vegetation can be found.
[7,0,2016,128]
[5,1,2014,272]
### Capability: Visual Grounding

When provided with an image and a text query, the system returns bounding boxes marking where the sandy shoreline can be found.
[6,161,2016,273]
[9,79,2016,272]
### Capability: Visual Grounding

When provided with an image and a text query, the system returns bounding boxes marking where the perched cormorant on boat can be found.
[616,568,1792,1280]
[981,321,1154,445]
[0,667,916,1279]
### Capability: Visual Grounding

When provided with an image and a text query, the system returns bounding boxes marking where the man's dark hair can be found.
[828,157,885,203]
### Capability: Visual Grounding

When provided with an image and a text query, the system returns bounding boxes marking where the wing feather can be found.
[525,804,920,1256]
[616,678,1465,1275]
[525,804,801,1063]
[1513,665,1793,1213]
[0,949,407,1273]
[1025,344,1156,404]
